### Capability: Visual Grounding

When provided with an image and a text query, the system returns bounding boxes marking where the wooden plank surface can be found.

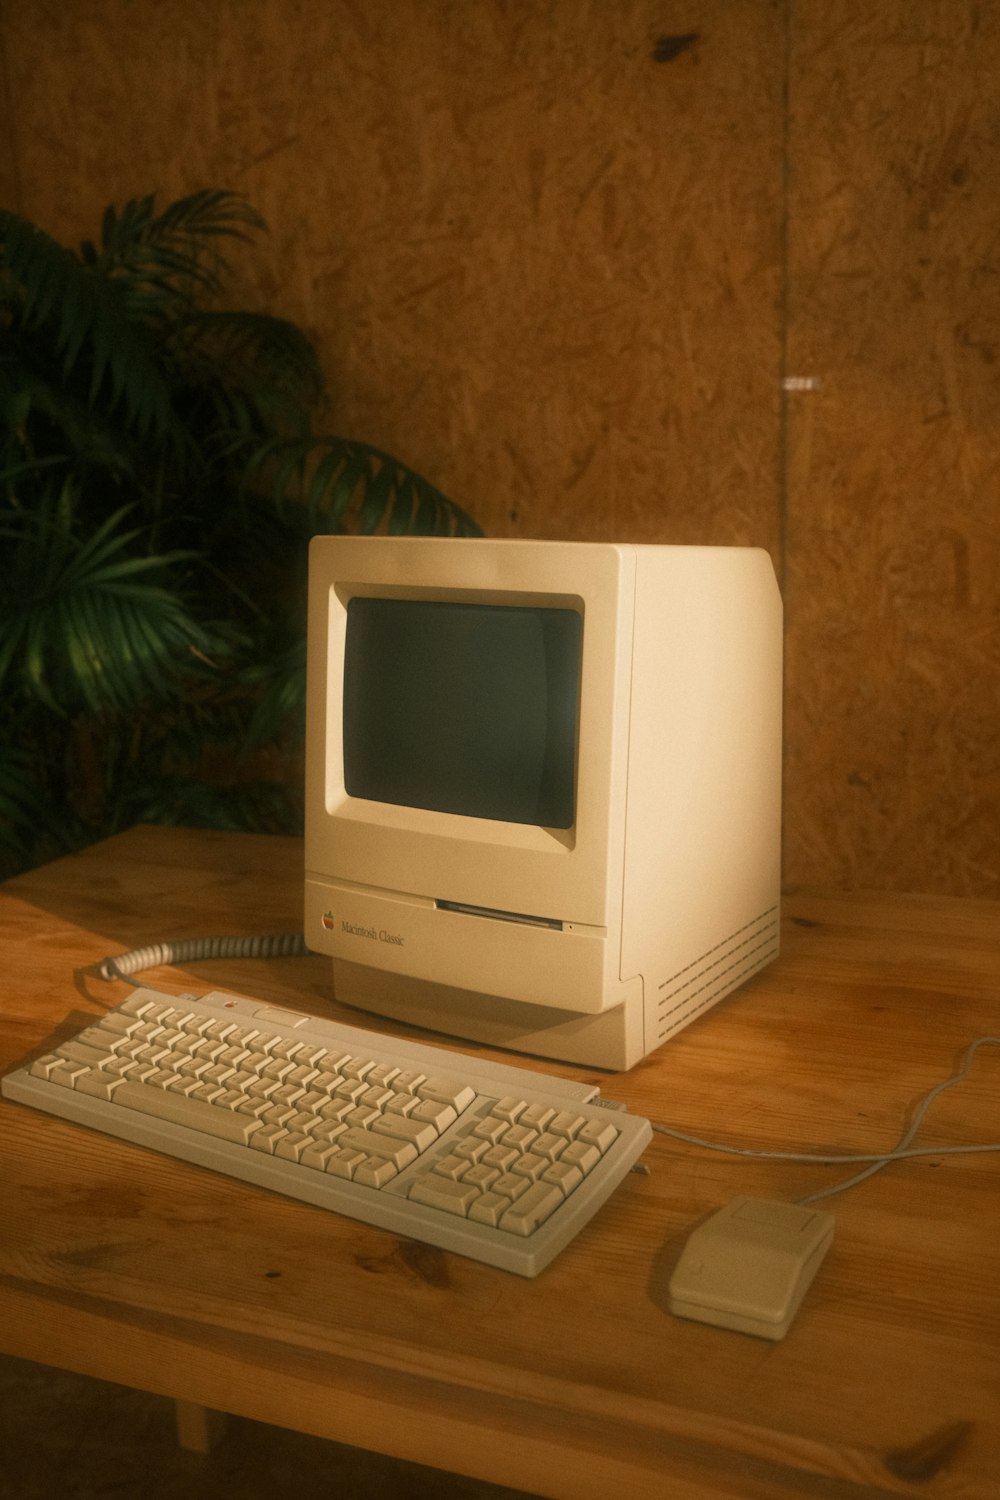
[1,827,997,1498]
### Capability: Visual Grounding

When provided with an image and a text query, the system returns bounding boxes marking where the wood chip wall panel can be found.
[783,3,1000,895]
[1,0,996,897]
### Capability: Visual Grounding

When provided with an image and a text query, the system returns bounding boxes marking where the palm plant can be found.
[0,190,479,878]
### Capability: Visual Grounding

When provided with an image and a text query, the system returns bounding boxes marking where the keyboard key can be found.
[472,1115,508,1144]
[456,1137,492,1164]
[469,1191,508,1227]
[326,1147,368,1180]
[334,1127,416,1171]
[118,993,156,1017]
[274,1131,313,1162]
[410,1099,457,1132]
[293,1044,327,1067]
[318,1098,353,1123]
[511,1152,548,1183]
[390,1069,426,1095]
[550,1111,586,1140]
[253,1006,309,1027]
[204,1019,237,1042]
[75,1025,117,1053]
[311,1071,342,1095]
[75,1069,126,1101]
[262,1058,295,1082]
[29,1053,70,1082]
[250,1123,288,1153]
[366,1063,399,1087]
[482,1144,518,1171]
[432,1153,468,1180]
[463,1163,501,1192]
[418,1078,476,1113]
[370,1114,437,1153]
[578,1119,620,1154]
[111,1080,264,1145]
[534,1131,565,1162]
[214,1089,247,1111]
[519,1103,555,1132]
[354,1156,398,1188]
[98,1011,145,1036]
[561,1141,601,1175]
[493,1096,525,1122]
[543,1161,583,1196]
[408,1176,480,1217]
[300,1140,341,1171]
[270,1038,304,1062]
[384,1093,418,1118]
[346,1104,380,1128]
[499,1182,564,1236]
[335,1078,368,1102]
[58,1038,110,1074]
[492,1171,530,1202]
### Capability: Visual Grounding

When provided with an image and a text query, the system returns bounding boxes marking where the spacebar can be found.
[108,1082,260,1145]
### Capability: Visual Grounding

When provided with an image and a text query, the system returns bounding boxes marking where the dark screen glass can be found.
[343,598,581,828]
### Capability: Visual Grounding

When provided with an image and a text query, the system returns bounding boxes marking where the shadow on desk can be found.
[0,1354,536,1500]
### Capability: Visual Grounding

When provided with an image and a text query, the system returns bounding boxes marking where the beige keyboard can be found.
[2,986,652,1276]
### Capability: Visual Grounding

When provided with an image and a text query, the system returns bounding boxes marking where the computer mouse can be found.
[667,1196,835,1340]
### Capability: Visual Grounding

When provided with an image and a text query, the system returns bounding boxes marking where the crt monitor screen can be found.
[342,598,582,828]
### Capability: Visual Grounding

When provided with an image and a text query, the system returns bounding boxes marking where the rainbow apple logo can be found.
[322,911,335,930]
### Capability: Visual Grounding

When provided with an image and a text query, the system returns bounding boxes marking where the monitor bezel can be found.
[305,537,636,927]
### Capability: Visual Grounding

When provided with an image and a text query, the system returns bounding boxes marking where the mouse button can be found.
[731,1198,834,1248]
[671,1220,798,1321]
[732,1198,814,1230]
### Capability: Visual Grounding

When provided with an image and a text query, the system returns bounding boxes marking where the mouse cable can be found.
[99,933,309,982]
[648,1034,1000,1205]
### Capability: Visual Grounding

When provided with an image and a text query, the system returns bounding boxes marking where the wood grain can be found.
[1,828,998,1498]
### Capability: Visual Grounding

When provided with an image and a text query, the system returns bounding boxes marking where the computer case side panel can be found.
[620,547,783,1055]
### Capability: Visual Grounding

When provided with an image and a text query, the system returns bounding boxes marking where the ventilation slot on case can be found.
[656,908,779,1041]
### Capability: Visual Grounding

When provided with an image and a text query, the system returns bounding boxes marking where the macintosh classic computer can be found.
[304,537,782,1070]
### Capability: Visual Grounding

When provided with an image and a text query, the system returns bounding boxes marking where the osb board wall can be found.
[783,3,1000,897]
[1,0,997,899]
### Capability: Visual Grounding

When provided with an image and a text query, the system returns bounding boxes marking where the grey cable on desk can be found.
[99,933,309,982]
[795,1033,1000,1204]
[650,1034,1000,1205]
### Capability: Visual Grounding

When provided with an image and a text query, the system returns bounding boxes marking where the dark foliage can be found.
[0,190,479,877]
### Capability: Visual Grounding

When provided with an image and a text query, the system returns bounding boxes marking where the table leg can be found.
[174,1399,227,1453]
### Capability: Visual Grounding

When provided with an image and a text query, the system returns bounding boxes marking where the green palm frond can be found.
[239,636,308,748]
[0,488,224,714]
[242,436,480,536]
[0,210,176,441]
[1,368,138,482]
[88,190,266,307]
[177,308,324,437]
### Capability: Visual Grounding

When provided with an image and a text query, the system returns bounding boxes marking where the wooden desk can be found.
[1,826,997,1499]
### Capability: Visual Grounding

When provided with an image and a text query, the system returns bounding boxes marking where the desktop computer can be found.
[304,537,783,1069]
